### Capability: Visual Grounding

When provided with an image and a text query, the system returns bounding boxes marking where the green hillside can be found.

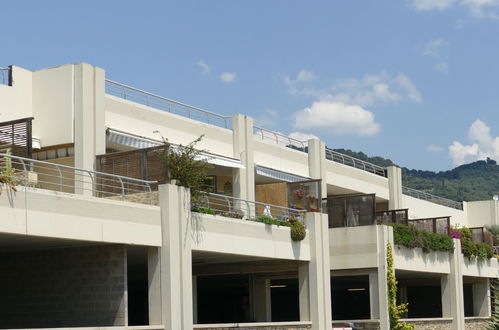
[332,149,499,202]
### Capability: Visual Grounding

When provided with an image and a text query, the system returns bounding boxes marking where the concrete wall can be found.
[393,246,451,274]
[253,140,310,179]
[0,187,161,246]
[0,244,127,328]
[191,213,311,261]
[105,95,234,158]
[403,195,467,225]
[329,225,379,270]
[325,161,389,200]
[0,66,33,122]
[467,200,499,227]
[462,257,499,278]
[32,64,75,146]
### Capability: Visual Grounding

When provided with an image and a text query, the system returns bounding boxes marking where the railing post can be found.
[119,176,125,201]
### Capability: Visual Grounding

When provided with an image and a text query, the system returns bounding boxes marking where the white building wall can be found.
[0,66,33,122]
[467,200,499,227]
[403,194,467,225]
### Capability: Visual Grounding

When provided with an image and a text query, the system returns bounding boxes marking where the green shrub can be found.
[461,240,495,260]
[290,221,306,241]
[387,242,415,330]
[192,207,216,215]
[387,223,454,253]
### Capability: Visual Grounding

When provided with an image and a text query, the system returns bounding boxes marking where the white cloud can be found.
[435,62,449,73]
[413,0,499,19]
[196,60,211,74]
[293,101,381,136]
[427,144,444,152]
[321,72,422,106]
[414,0,457,11]
[288,132,319,142]
[283,69,317,85]
[449,119,499,165]
[422,38,445,57]
[220,72,236,83]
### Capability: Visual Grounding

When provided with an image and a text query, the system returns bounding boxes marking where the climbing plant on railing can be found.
[387,242,415,330]
[487,278,498,330]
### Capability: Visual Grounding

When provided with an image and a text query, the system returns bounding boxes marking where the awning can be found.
[255,165,310,182]
[107,128,245,169]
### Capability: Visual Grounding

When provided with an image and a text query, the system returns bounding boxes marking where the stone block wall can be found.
[0,244,127,328]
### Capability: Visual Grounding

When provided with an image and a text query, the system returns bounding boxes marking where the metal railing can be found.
[375,209,409,224]
[105,79,231,129]
[0,153,157,205]
[193,192,304,223]
[406,216,451,235]
[253,126,308,152]
[402,186,463,210]
[0,67,10,85]
[325,148,387,177]
[469,227,494,246]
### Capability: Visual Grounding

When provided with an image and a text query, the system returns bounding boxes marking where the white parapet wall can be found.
[403,194,467,225]
[462,257,499,278]
[191,213,311,261]
[253,139,310,179]
[0,187,161,246]
[329,225,379,270]
[105,95,234,158]
[393,245,451,274]
[325,161,389,200]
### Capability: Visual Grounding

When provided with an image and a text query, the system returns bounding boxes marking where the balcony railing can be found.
[325,148,387,177]
[0,153,157,205]
[194,192,304,222]
[253,126,307,152]
[0,67,10,86]
[402,186,463,210]
[375,209,409,224]
[469,227,495,245]
[403,216,451,235]
[105,79,232,129]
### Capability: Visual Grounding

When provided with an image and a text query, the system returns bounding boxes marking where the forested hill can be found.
[333,149,499,202]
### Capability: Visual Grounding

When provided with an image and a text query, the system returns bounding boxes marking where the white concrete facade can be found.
[0,63,497,330]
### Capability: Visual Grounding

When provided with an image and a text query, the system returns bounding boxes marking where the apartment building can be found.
[0,63,497,330]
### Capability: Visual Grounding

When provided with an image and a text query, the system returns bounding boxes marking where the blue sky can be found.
[3,0,499,171]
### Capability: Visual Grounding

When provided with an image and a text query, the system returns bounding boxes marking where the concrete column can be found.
[376,225,392,330]
[158,184,193,329]
[298,262,311,321]
[73,63,106,195]
[473,278,491,317]
[251,277,271,322]
[305,212,332,330]
[307,139,327,199]
[441,239,465,329]
[232,114,255,204]
[193,275,198,324]
[368,271,380,320]
[147,247,161,325]
[386,166,403,210]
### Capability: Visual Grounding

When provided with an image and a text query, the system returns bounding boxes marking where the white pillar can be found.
[73,63,106,195]
[299,262,311,321]
[305,212,332,330]
[251,277,271,322]
[147,247,161,325]
[369,271,380,320]
[158,184,193,329]
[376,225,392,330]
[232,114,255,205]
[386,166,403,210]
[307,139,327,199]
[441,239,465,329]
[473,278,491,317]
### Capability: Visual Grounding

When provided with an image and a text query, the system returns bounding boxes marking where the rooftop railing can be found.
[0,67,10,86]
[193,192,304,223]
[253,126,307,152]
[105,79,232,129]
[325,148,387,177]
[0,153,157,205]
[402,186,463,210]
